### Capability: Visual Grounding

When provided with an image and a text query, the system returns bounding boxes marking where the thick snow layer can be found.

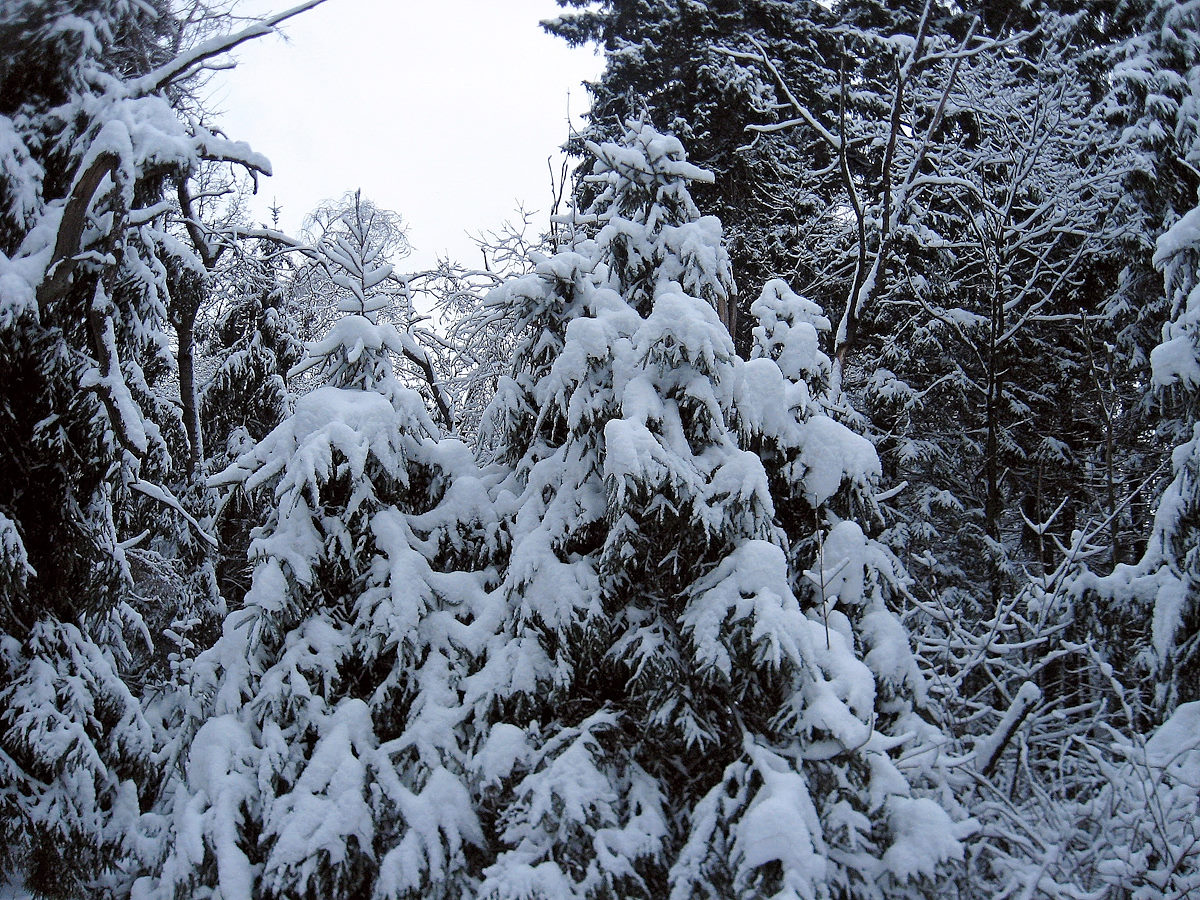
[751,278,831,384]
[263,700,376,894]
[183,715,257,900]
[291,315,425,382]
[1153,575,1189,663]
[737,358,807,438]
[0,116,42,230]
[685,541,803,676]
[882,795,965,881]
[737,741,826,897]
[213,384,427,495]
[1150,302,1200,388]
[0,262,37,328]
[0,511,32,583]
[585,125,715,192]
[474,723,530,786]
[820,521,869,608]
[1153,203,1200,389]
[796,416,880,507]
[1146,701,1200,778]
[1154,205,1200,267]
[658,217,733,305]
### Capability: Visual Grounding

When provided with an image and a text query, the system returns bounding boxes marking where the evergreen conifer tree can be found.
[474,124,961,900]
[202,226,304,606]
[0,2,312,892]
[146,204,499,900]
[1065,0,1200,719]
[1072,197,1200,719]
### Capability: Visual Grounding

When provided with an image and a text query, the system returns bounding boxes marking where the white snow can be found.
[795,416,880,507]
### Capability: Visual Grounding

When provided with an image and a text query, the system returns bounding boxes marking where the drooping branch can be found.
[83,284,150,460]
[130,478,218,548]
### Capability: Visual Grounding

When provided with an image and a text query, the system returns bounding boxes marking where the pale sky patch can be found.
[210,0,603,271]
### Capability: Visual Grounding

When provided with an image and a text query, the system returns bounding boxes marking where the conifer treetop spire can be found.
[583,121,736,332]
[584,122,714,227]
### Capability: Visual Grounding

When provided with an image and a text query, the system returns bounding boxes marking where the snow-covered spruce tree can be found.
[202,226,304,606]
[289,190,454,430]
[201,224,302,465]
[289,190,412,352]
[473,124,962,900]
[739,278,948,790]
[0,2,322,894]
[1103,0,1200,397]
[1070,201,1200,720]
[1144,211,1200,711]
[144,204,499,900]
[1064,0,1200,720]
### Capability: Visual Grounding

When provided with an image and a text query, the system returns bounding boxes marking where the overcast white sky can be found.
[211,0,603,271]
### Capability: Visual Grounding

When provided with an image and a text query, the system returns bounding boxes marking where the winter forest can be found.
[3,0,1200,897]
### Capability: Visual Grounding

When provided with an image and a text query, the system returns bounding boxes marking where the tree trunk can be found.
[177,316,202,476]
[984,291,1003,543]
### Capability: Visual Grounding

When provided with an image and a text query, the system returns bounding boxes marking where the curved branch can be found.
[176,179,218,268]
[402,345,455,433]
[128,0,328,97]
[36,151,119,312]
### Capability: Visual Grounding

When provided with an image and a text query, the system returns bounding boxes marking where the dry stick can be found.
[1079,312,1121,567]
[173,179,219,472]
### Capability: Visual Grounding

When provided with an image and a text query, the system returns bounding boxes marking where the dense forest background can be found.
[1,0,1199,897]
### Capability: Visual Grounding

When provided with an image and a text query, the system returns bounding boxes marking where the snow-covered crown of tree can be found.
[584,123,711,227]
[582,121,735,320]
[326,204,396,321]
[750,277,833,389]
[287,205,421,397]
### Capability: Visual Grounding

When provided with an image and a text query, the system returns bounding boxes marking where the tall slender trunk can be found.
[984,291,1004,542]
[176,315,202,476]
